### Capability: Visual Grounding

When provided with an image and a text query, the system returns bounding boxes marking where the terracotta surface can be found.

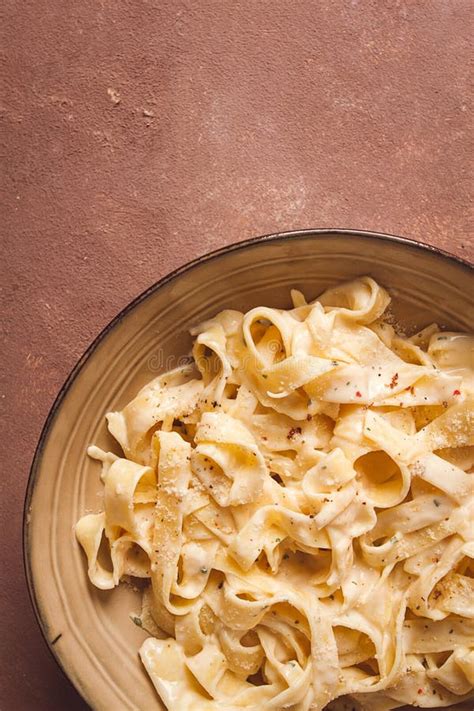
[1,1,472,709]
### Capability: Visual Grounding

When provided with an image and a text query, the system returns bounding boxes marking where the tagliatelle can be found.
[76,277,474,710]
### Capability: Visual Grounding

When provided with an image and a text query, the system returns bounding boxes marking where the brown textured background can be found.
[1,1,473,709]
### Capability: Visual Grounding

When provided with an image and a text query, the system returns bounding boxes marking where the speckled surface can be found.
[1,1,472,709]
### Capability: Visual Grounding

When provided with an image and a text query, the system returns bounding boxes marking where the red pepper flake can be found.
[409,386,415,395]
[306,414,312,421]
[388,373,399,389]
[453,389,461,396]
[433,589,442,600]
[287,427,302,440]
[418,688,424,695]
[355,391,362,398]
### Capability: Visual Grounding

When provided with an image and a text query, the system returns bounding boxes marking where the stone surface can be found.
[0,1,472,709]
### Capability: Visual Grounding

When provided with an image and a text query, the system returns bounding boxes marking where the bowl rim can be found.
[22,227,473,708]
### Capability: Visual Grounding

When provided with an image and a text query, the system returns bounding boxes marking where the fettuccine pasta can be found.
[76,277,474,710]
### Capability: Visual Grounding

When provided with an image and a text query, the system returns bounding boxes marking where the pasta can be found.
[76,277,474,710]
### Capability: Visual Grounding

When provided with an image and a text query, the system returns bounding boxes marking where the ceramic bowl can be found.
[24,230,473,710]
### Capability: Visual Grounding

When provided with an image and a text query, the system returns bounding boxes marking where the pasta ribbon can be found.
[76,278,474,710]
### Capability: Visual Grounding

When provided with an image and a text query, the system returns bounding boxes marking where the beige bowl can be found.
[24,230,473,711]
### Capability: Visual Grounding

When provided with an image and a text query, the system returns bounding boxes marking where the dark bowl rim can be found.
[22,227,473,709]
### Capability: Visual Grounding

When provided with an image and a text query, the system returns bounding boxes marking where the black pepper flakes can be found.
[287,427,302,439]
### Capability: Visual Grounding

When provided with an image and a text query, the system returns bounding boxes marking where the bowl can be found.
[24,229,473,710]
